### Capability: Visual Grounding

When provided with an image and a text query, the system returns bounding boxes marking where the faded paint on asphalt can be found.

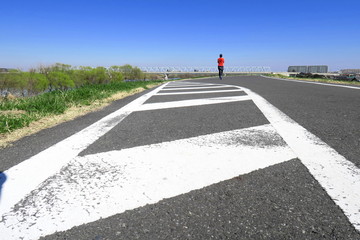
[1,125,295,240]
[0,81,359,239]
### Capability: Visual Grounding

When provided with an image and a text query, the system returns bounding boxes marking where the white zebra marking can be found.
[156,89,244,95]
[1,80,359,239]
[135,96,251,111]
[161,85,237,91]
[0,125,296,240]
[0,82,170,217]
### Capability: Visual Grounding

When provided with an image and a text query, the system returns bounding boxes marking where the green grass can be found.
[0,80,164,134]
[0,114,34,133]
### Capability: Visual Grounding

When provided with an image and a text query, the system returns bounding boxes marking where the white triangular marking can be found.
[0,124,296,240]
[0,82,170,217]
[136,96,251,111]
[156,89,244,95]
[161,85,237,91]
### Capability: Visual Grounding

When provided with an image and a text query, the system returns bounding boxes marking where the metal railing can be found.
[139,66,271,73]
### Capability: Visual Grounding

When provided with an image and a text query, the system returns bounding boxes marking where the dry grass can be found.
[0,110,27,115]
[267,74,360,86]
[289,77,360,85]
[0,85,158,149]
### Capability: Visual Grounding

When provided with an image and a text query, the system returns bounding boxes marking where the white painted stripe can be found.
[2,79,358,239]
[169,81,215,85]
[0,125,296,240]
[135,95,251,111]
[263,76,360,90]
[165,84,220,89]
[162,85,236,91]
[168,82,205,87]
[243,87,360,231]
[156,89,244,95]
[164,84,206,87]
[165,82,221,88]
[0,82,169,217]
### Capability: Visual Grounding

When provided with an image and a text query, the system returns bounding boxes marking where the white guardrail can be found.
[139,66,272,73]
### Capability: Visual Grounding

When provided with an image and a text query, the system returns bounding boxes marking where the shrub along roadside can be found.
[0,80,164,134]
[0,63,149,97]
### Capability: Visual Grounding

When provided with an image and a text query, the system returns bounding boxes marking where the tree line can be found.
[0,63,147,97]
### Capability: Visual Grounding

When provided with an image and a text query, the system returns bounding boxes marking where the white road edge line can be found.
[0,82,170,216]
[156,89,243,95]
[242,86,360,231]
[262,76,360,90]
[168,82,216,86]
[135,96,251,111]
[162,85,237,91]
[164,84,216,87]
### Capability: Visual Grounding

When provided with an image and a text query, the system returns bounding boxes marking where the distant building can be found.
[0,68,9,72]
[340,69,360,74]
[288,65,328,73]
[288,66,307,73]
[308,65,328,73]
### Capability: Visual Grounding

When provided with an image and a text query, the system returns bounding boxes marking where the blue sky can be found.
[1,0,359,71]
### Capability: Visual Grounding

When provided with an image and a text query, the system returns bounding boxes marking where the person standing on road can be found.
[217,54,225,80]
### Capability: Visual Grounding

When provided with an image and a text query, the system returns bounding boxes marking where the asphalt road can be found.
[0,76,359,240]
[224,76,360,169]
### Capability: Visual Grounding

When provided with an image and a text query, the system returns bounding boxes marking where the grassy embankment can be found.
[0,80,164,148]
[264,73,360,86]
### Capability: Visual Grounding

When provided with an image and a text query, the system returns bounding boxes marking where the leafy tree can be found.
[108,66,124,82]
[91,67,108,84]
[71,69,87,87]
[130,66,145,80]
[48,72,74,90]
[0,73,7,93]
[32,73,49,93]
[38,64,52,76]
[23,72,49,95]
[51,63,72,72]
[14,73,28,96]
[75,66,94,85]
[118,64,133,73]
[0,73,22,94]
[117,64,145,80]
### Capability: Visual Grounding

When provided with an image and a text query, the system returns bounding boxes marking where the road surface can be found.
[0,76,359,239]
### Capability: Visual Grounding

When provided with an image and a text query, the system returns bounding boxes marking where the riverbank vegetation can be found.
[0,63,152,97]
[0,80,163,134]
[0,63,166,146]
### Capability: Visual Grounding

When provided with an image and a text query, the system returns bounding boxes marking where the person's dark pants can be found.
[218,66,224,79]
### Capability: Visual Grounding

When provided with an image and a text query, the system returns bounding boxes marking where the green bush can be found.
[47,71,75,90]
[1,63,149,96]
[108,66,124,82]
[0,73,20,92]
[22,72,49,95]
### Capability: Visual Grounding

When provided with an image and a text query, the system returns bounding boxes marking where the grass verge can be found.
[0,81,164,148]
[264,74,360,86]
